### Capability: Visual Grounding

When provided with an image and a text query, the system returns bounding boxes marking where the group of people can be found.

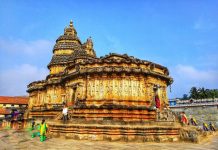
[31,119,48,142]
[32,106,217,142]
[180,112,216,131]
[203,122,216,131]
[31,104,68,142]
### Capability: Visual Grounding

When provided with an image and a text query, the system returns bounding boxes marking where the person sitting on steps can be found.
[209,122,216,131]
[203,122,209,131]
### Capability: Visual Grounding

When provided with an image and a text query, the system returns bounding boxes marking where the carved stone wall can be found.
[86,75,146,101]
[27,21,172,116]
[28,73,169,110]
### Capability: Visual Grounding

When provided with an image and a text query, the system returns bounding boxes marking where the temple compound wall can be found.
[170,99,218,127]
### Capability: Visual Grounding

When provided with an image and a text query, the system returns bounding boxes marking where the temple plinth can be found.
[27,21,201,142]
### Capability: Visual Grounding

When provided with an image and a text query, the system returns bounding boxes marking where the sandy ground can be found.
[0,129,218,150]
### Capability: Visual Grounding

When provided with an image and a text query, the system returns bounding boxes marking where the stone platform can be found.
[48,120,182,142]
[28,105,202,143]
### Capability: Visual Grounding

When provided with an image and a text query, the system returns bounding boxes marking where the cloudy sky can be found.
[0,0,218,98]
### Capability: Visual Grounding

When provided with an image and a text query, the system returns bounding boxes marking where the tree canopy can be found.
[181,87,218,100]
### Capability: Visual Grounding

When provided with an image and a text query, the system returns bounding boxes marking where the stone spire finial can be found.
[69,20,73,27]
[63,20,77,36]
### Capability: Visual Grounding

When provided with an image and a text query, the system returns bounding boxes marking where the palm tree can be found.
[189,87,198,99]
[198,87,207,99]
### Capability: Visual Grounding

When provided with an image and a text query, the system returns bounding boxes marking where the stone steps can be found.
[71,108,156,121]
[48,122,180,142]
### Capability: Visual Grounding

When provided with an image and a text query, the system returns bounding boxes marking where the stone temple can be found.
[26,21,198,142]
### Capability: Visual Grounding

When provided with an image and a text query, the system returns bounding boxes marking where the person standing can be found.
[181,112,188,125]
[203,122,209,131]
[39,119,48,142]
[209,122,216,131]
[155,94,160,109]
[190,117,198,126]
[62,105,68,124]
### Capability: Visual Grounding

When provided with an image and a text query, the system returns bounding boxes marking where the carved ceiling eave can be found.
[64,58,168,72]
[100,53,168,70]
[47,64,67,69]
[27,80,46,88]
[62,66,173,83]
[26,86,46,93]
[28,65,172,93]
[27,79,63,93]
[46,72,65,80]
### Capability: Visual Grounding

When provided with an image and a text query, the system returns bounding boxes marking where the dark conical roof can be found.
[53,42,82,52]
[48,20,97,68]
[68,49,95,62]
[48,54,71,67]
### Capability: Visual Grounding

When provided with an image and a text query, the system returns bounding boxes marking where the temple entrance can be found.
[71,86,77,105]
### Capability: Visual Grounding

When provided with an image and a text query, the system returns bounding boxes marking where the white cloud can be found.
[0,38,53,55]
[0,38,52,96]
[169,64,218,98]
[0,64,48,96]
[175,64,217,81]
[193,18,216,31]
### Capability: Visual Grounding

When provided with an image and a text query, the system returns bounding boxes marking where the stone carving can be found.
[27,20,173,121]
[25,21,206,144]
[156,108,176,122]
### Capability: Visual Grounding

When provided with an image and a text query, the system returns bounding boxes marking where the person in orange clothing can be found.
[181,112,188,125]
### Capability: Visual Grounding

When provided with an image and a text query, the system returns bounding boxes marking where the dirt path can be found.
[0,129,218,150]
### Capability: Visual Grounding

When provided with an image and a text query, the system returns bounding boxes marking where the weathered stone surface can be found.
[47,121,182,142]
[27,21,172,120]
[25,21,205,144]
[179,128,200,143]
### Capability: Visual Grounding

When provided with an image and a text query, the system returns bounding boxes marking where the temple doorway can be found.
[72,86,77,104]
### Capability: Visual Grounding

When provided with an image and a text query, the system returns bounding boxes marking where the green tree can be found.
[205,89,211,98]
[214,89,218,98]
[189,87,198,99]
[198,87,207,99]
[183,87,218,99]
[182,94,189,100]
